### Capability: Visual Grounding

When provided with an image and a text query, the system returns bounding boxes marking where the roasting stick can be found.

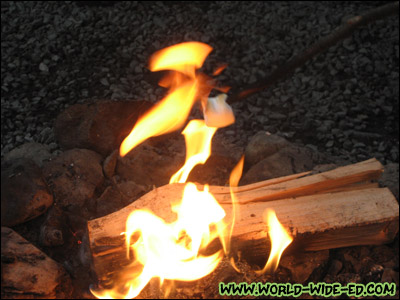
[226,1,400,105]
[203,2,400,128]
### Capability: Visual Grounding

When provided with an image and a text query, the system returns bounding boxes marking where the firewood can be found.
[86,158,398,282]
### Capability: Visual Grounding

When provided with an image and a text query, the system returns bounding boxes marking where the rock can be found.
[103,149,118,179]
[42,149,104,211]
[4,142,52,168]
[328,259,343,276]
[244,132,290,168]
[39,62,49,72]
[336,273,362,284]
[54,100,153,156]
[117,180,147,202]
[269,112,286,120]
[96,186,122,217]
[325,140,334,148]
[1,158,53,227]
[116,143,183,187]
[96,181,147,217]
[241,146,315,185]
[381,268,399,285]
[280,250,330,283]
[187,155,237,186]
[39,206,66,247]
[379,163,399,201]
[1,227,72,299]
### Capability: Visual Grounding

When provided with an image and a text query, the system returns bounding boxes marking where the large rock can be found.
[187,154,237,186]
[1,158,53,227]
[42,149,104,211]
[1,227,72,299]
[54,100,153,156]
[3,142,52,168]
[241,146,316,185]
[96,181,147,217]
[39,206,66,247]
[116,143,184,187]
[244,131,290,168]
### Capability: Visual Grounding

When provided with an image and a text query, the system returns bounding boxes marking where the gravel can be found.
[1,1,399,164]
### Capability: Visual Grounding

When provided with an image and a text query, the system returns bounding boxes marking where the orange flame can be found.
[92,40,294,298]
[222,156,244,256]
[149,42,212,77]
[169,120,217,184]
[212,64,227,76]
[120,42,213,157]
[92,42,236,299]
[91,183,226,299]
[257,209,293,275]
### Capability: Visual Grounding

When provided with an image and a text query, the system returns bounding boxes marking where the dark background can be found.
[1,1,399,164]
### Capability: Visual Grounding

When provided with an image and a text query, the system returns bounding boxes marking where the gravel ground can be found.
[1,1,399,164]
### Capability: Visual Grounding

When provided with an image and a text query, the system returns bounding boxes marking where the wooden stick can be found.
[227,1,400,104]
[86,158,398,282]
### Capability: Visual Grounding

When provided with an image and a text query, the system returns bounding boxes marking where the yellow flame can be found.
[257,209,293,275]
[120,80,199,157]
[169,120,217,184]
[149,41,212,77]
[220,156,244,256]
[91,183,225,299]
[93,42,238,299]
[120,42,213,157]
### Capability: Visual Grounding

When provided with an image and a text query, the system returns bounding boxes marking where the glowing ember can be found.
[257,209,293,275]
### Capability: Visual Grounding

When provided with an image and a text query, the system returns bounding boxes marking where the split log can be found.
[87,158,399,282]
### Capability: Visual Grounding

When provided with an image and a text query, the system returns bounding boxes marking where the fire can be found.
[92,183,225,299]
[92,41,292,299]
[169,120,217,184]
[120,42,213,157]
[257,209,293,274]
[92,41,229,299]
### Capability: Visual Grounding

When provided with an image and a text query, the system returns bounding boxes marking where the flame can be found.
[221,156,244,255]
[212,64,227,76]
[92,40,295,299]
[149,42,212,77]
[92,42,238,299]
[91,183,225,299]
[120,42,213,157]
[257,209,293,275]
[169,120,217,184]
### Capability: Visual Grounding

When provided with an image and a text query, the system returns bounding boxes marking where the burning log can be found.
[87,158,399,282]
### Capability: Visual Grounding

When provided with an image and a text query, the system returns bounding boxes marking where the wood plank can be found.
[217,158,383,204]
[87,187,398,282]
[208,171,311,194]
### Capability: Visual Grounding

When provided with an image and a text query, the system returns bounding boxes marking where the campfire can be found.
[85,42,398,298]
[1,41,398,299]
[89,42,294,298]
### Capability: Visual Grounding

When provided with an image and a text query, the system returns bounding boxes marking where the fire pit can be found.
[1,2,399,299]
